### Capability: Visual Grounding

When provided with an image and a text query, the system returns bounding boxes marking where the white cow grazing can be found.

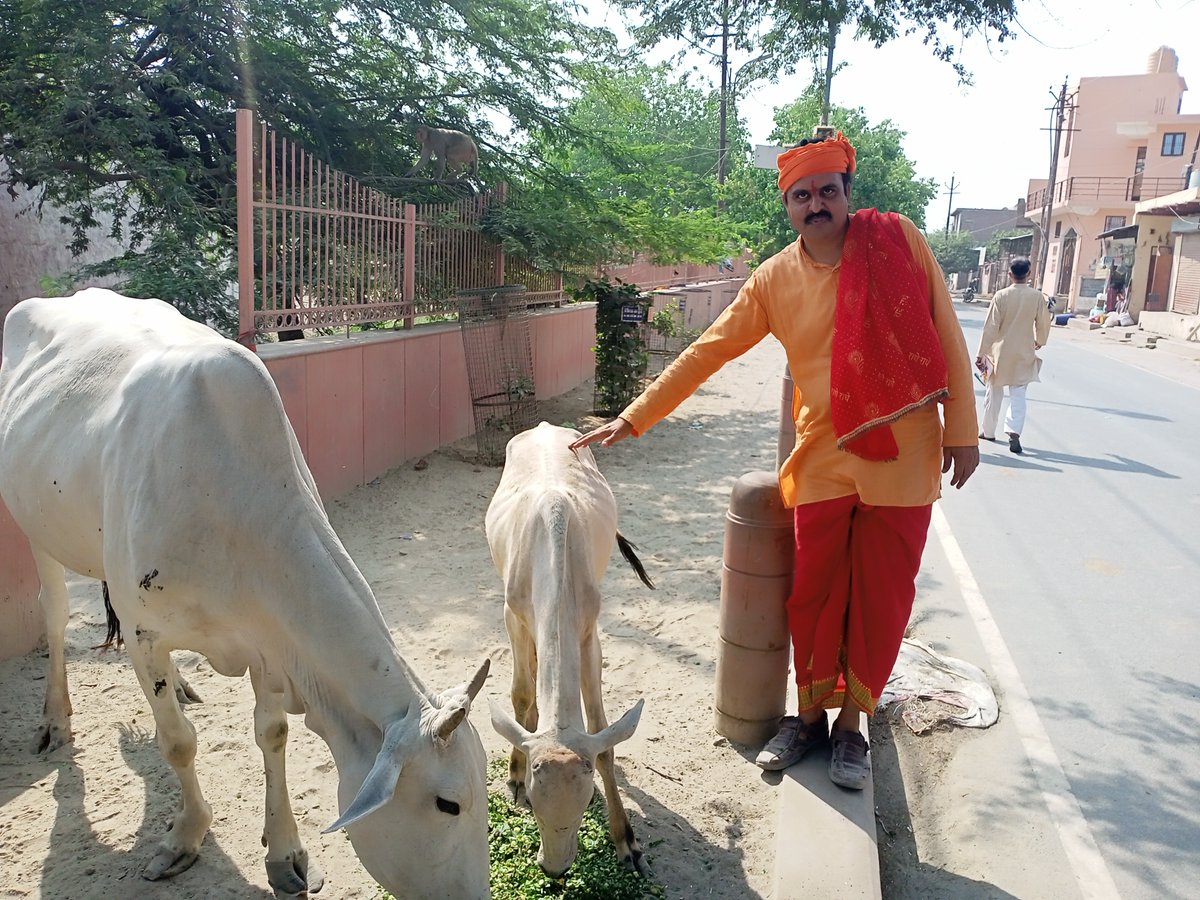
[485,422,653,877]
[0,290,490,898]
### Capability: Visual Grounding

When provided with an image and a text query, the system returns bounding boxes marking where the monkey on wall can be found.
[407,125,479,180]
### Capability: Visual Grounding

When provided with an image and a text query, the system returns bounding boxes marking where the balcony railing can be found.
[1027,176,1187,211]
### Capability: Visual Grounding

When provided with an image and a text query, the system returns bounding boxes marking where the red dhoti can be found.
[787,495,932,714]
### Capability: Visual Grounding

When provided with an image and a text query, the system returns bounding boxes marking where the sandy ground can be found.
[0,337,797,899]
[9,320,1184,899]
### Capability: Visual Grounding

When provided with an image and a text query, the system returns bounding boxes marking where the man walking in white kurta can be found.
[975,257,1052,454]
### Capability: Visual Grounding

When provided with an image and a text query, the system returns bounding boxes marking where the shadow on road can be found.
[1032,398,1172,423]
[978,447,1179,479]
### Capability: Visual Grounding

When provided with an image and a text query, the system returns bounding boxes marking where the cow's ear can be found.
[323,704,420,833]
[489,700,533,749]
[583,698,644,756]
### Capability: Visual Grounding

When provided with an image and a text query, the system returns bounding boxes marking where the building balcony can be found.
[1027,176,1187,213]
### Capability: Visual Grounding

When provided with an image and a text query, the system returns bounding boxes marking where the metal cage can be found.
[457,285,539,464]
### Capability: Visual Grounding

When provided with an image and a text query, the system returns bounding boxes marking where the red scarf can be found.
[831,209,949,461]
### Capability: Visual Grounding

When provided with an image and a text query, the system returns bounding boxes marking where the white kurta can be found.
[977,284,1052,387]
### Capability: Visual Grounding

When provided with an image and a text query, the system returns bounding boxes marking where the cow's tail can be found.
[616,533,655,590]
[93,581,124,651]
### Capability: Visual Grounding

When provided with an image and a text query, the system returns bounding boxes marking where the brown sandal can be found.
[829,728,870,790]
[756,711,830,771]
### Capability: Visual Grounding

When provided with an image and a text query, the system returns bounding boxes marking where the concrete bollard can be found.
[776,365,795,471]
[714,470,794,747]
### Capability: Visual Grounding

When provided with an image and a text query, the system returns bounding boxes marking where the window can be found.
[1162,132,1186,156]
[1054,221,1062,238]
[1104,216,1127,231]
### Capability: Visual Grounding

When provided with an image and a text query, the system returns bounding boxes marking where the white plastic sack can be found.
[879,638,999,733]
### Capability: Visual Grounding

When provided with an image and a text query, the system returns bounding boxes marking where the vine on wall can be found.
[573,278,651,415]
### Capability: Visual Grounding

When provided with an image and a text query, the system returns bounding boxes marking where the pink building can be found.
[1026,47,1198,313]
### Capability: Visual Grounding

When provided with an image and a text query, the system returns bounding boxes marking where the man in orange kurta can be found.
[571,132,978,789]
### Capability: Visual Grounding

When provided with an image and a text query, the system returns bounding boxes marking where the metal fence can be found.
[1027,176,1187,211]
[235,109,563,340]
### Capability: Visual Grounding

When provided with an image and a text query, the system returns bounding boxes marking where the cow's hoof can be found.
[143,846,199,880]
[625,846,650,877]
[628,854,648,883]
[267,851,325,895]
[506,779,528,807]
[31,724,71,755]
[174,674,202,705]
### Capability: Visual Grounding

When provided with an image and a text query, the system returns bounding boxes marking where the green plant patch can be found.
[377,760,661,900]
[488,788,661,898]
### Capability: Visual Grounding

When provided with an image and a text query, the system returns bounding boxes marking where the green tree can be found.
[495,62,747,270]
[926,229,983,275]
[620,0,1020,93]
[724,86,935,263]
[0,0,615,330]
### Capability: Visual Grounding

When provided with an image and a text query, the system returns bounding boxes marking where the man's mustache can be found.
[804,210,832,224]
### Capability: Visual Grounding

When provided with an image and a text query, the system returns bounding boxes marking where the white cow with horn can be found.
[485,422,654,877]
[0,290,490,898]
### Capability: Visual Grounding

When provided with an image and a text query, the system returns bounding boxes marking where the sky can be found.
[589,0,1200,230]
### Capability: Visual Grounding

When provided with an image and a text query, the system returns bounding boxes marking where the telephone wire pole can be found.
[1036,80,1070,289]
[944,175,958,232]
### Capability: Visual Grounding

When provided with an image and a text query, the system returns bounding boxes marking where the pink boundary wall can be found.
[0,499,41,659]
[0,303,596,659]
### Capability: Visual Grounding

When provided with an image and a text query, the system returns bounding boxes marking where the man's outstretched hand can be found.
[569,417,634,449]
[942,444,979,489]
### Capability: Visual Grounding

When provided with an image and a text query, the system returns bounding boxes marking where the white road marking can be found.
[932,505,1122,900]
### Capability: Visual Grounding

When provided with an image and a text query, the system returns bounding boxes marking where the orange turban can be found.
[777,131,857,192]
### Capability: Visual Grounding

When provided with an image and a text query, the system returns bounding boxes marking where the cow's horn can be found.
[465,657,491,702]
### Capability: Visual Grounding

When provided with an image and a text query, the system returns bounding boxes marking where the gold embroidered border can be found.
[836,387,949,450]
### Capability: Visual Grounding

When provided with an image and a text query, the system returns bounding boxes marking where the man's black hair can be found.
[1010,257,1032,279]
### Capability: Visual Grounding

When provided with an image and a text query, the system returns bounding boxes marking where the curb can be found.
[1057,318,1200,362]
[1154,338,1200,362]
[770,711,881,900]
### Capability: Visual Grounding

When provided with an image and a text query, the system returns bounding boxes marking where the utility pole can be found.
[944,176,958,232]
[821,20,838,127]
[717,1,730,190]
[715,0,730,211]
[1036,80,1069,289]
[809,18,839,142]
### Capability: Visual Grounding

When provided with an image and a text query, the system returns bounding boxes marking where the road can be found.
[881,302,1200,900]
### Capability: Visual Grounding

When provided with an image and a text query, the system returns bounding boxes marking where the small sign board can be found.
[620,304,647,323]
[753,144,786,169]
